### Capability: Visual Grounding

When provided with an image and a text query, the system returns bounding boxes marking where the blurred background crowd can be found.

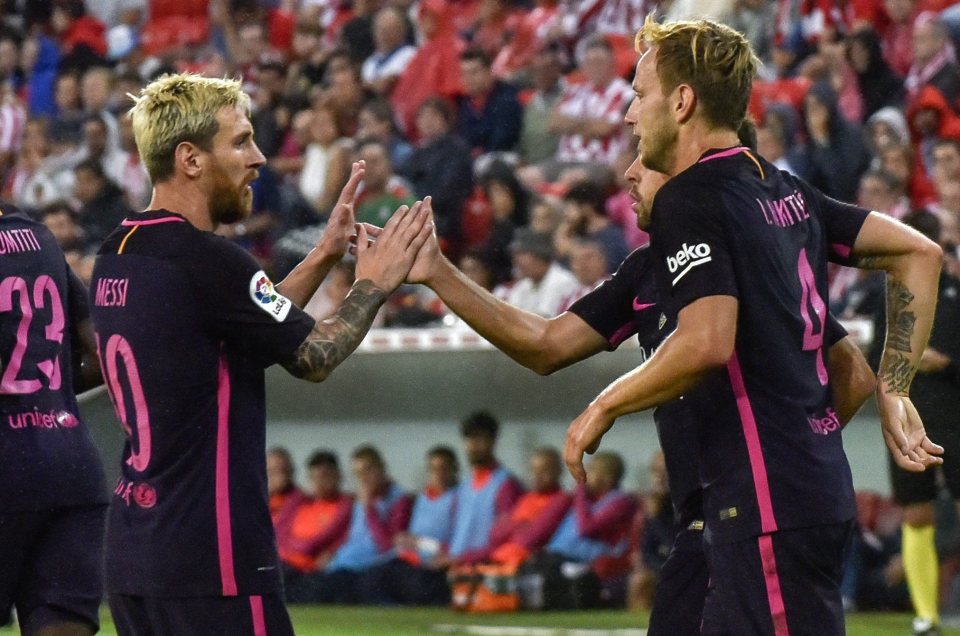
[0,0,957,331]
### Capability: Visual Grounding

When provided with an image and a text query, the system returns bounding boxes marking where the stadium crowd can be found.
[0,0,957,329]
[2,0,960,624]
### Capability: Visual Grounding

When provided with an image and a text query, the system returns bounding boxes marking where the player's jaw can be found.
[208,161,258,226]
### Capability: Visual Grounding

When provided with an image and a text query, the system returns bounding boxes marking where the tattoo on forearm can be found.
[879,351,915,393]
[282,279,387,381]
[885,280,916,353]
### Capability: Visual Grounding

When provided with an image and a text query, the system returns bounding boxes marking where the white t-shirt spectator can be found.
[503,263,580,317]
[362,45,418,89]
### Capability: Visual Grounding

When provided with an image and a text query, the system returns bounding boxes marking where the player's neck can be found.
[146,181,214,232]
[671,122,741,176]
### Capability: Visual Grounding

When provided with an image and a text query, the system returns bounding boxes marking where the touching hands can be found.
[354,200,432,293]
[316,161,365,262]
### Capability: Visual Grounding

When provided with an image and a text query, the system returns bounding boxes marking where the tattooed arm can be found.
[851,212,943,471]
[281,200,433,382]
[281,280,388,382]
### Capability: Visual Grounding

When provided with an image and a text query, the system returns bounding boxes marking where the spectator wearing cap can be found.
[501,227,579,318]
[555,180,628,273]
[455,47,523,156]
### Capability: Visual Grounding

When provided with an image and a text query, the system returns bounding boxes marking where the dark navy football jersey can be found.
[569,247,701,541]
[569,246,850,550]
[0,205,107,511]
[90,210,315,597]
[649,146,869,544]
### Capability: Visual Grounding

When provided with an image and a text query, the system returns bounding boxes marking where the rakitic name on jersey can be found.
[756,191,810,228]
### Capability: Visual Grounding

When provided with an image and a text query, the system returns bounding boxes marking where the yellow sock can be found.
[902,523,939,624]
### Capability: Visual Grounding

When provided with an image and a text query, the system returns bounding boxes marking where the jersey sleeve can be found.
[651,180,738,310]
[805,186,870,266]
[567,249,646,348]
[825,313,848,347]
[190,236,315,367]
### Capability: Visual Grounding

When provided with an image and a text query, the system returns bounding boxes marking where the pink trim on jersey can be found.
[609,322,635,347]
[830,243,851,258]
[120,216,187,227]
[216,353,238,596]
[726,352,778,534]
[697,146,750,164]
[758,535,790,636]
[249,595,267,636]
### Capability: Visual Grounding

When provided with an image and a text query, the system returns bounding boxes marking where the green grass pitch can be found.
[4,607,960,635]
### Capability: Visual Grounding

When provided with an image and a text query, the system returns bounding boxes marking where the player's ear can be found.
[174,141,204,179]
[674,84,697,125]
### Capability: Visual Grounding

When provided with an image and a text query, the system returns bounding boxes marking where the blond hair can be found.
[128,73,251,183]
[636,16,759,131]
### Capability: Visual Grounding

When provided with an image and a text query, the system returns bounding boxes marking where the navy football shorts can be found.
[0,504,106,634]
[700,521,854,636]
[109,592,295,636]
[647,525,709,636]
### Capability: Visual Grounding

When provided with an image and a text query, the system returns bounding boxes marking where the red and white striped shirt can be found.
[555,78,633,165]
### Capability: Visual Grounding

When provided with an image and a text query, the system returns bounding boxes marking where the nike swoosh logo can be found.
[633,299,656,311]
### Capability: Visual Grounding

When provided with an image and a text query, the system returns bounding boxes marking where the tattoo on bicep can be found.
[879,351,914,393]
[885,280,916,353]
[852,254,885,269]
[282,280,387,381]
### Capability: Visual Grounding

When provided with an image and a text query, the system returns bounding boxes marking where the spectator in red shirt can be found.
[280,451,353,601]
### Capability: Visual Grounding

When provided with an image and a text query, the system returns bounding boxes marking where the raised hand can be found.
[315,161,365,262]
[877,391,943,472]
[354,200,432,293]
[405,196,444,285]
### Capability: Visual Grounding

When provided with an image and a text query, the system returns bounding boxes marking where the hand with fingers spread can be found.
[877,391,944,472]
[354,200,433,293]
[315,161,366,262]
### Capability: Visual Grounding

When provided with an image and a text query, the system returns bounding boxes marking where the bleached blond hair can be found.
[636,16,759,130]
[128,73,251,183]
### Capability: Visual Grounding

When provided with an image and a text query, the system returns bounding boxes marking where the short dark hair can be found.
[862,168,903,193]
[460,410,499,440]
[307,449,339,471]
[352,444,385,469]
[737,117,758,152]
[932,137,960,156]
[74,158,105,180]
[563,180,608,215]
[460,47,491,68]
[40,200,77,221]
[427,445,459,471]
[418,96,454,126]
